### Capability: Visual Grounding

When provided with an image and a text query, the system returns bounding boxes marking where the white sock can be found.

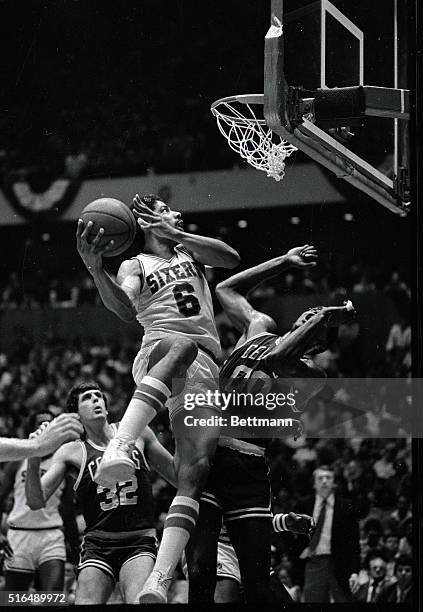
[118,376,171,440]
[153,496,199,577]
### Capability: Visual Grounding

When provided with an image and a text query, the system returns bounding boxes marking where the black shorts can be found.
[77,529,158,583]
[201,446,272,522]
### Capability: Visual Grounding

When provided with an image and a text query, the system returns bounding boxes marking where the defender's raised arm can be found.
[216,245,317,336]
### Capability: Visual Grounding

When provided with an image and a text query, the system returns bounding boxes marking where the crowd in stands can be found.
[0,4,266,183]
[0,2,412,601]
[0,285,413,601]
[0,260,411,311]
[0,2,394,183]
[0,211,413,601]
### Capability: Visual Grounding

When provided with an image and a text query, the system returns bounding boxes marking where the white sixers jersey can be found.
[132,245,220,359]
[7,457,64,529]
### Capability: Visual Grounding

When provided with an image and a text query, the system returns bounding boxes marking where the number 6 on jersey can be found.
[173,282,201,317]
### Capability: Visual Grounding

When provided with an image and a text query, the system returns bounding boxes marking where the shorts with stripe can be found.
[77,529,157,584]
[201,446,272,522]
[180,541,241,584]
[216,541,241,583]
[5,528,66,573]
[132,342,220,420]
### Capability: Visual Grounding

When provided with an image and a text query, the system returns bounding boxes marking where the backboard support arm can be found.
[263,4,410,216]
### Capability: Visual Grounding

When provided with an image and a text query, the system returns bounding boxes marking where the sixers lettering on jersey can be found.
[145,259,203,295]
[133,245,220,358]
[73,426,155,533]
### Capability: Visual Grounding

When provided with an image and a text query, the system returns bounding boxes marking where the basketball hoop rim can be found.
[211,94,267,125]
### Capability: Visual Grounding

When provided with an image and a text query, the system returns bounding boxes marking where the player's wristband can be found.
[272,513,289,532]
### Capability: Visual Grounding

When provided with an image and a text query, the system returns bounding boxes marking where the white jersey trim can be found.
[230,331,276,355]
[73,440,87,492]
[139,252,176,263]
[130,256,145,292]
[86,423,118,452]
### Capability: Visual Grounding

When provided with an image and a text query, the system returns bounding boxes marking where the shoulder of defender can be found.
[246,312,277,337]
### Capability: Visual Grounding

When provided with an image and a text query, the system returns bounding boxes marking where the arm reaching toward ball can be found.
[0,414,83,462]
[76,219,138,322]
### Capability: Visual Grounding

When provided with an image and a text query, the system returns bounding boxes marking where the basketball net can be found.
[211,96,297,181]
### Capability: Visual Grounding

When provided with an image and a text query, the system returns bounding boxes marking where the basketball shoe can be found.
[138,570,173,604]
[94,434,135,487]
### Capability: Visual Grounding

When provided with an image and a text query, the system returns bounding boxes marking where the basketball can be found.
[80,198,136,257]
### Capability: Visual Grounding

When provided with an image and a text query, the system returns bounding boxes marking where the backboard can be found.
[264,0,410,215]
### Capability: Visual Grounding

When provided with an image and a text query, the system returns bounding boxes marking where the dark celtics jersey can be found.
[220,332,280,384]
[73,424,155,533]
[220,332,301,448]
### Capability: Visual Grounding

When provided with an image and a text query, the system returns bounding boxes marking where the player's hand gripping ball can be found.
[81,198,136,257]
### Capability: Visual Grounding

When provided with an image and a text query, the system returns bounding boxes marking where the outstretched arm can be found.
[264,303,354,373]
[175,233,240,269]
[141,427,177,488]
[76,219,138,322]
[26,444,75,510]
[132,195,240,269]
[0,414,82,462]
[0,439,42,462]
[216,245,318,337]
[273,512,315,537]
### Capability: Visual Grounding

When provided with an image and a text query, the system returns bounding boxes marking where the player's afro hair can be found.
[131,194,160,216]
[66,380,107,414]
[131,194,162,242]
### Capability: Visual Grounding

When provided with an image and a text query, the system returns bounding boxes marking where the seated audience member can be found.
[376,554,413,603]
[352,551,390,603]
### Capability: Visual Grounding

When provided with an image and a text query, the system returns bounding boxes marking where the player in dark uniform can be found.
[25,381,176,604]
[186,245,354,603]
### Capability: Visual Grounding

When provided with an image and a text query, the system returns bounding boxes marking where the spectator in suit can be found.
[382,530,400,578]
[352,550,390,603]
[376,554,413,603]
[398,518,413,556]
[295,465,360,602]
[274,565,301,602]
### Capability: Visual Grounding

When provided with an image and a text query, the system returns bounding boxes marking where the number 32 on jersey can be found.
[98,477,138,511]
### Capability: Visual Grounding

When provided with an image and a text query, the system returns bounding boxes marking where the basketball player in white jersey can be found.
[0,411,68,591]
[76,194,239,602]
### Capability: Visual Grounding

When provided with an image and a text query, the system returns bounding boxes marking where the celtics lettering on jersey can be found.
[220,333,279,401]
[133,245,220,358]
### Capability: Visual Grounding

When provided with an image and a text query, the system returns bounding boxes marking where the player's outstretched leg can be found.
[95,336,197,486]
[226,517,272,603]
[139,407,219,603]
[185,501,222,603]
